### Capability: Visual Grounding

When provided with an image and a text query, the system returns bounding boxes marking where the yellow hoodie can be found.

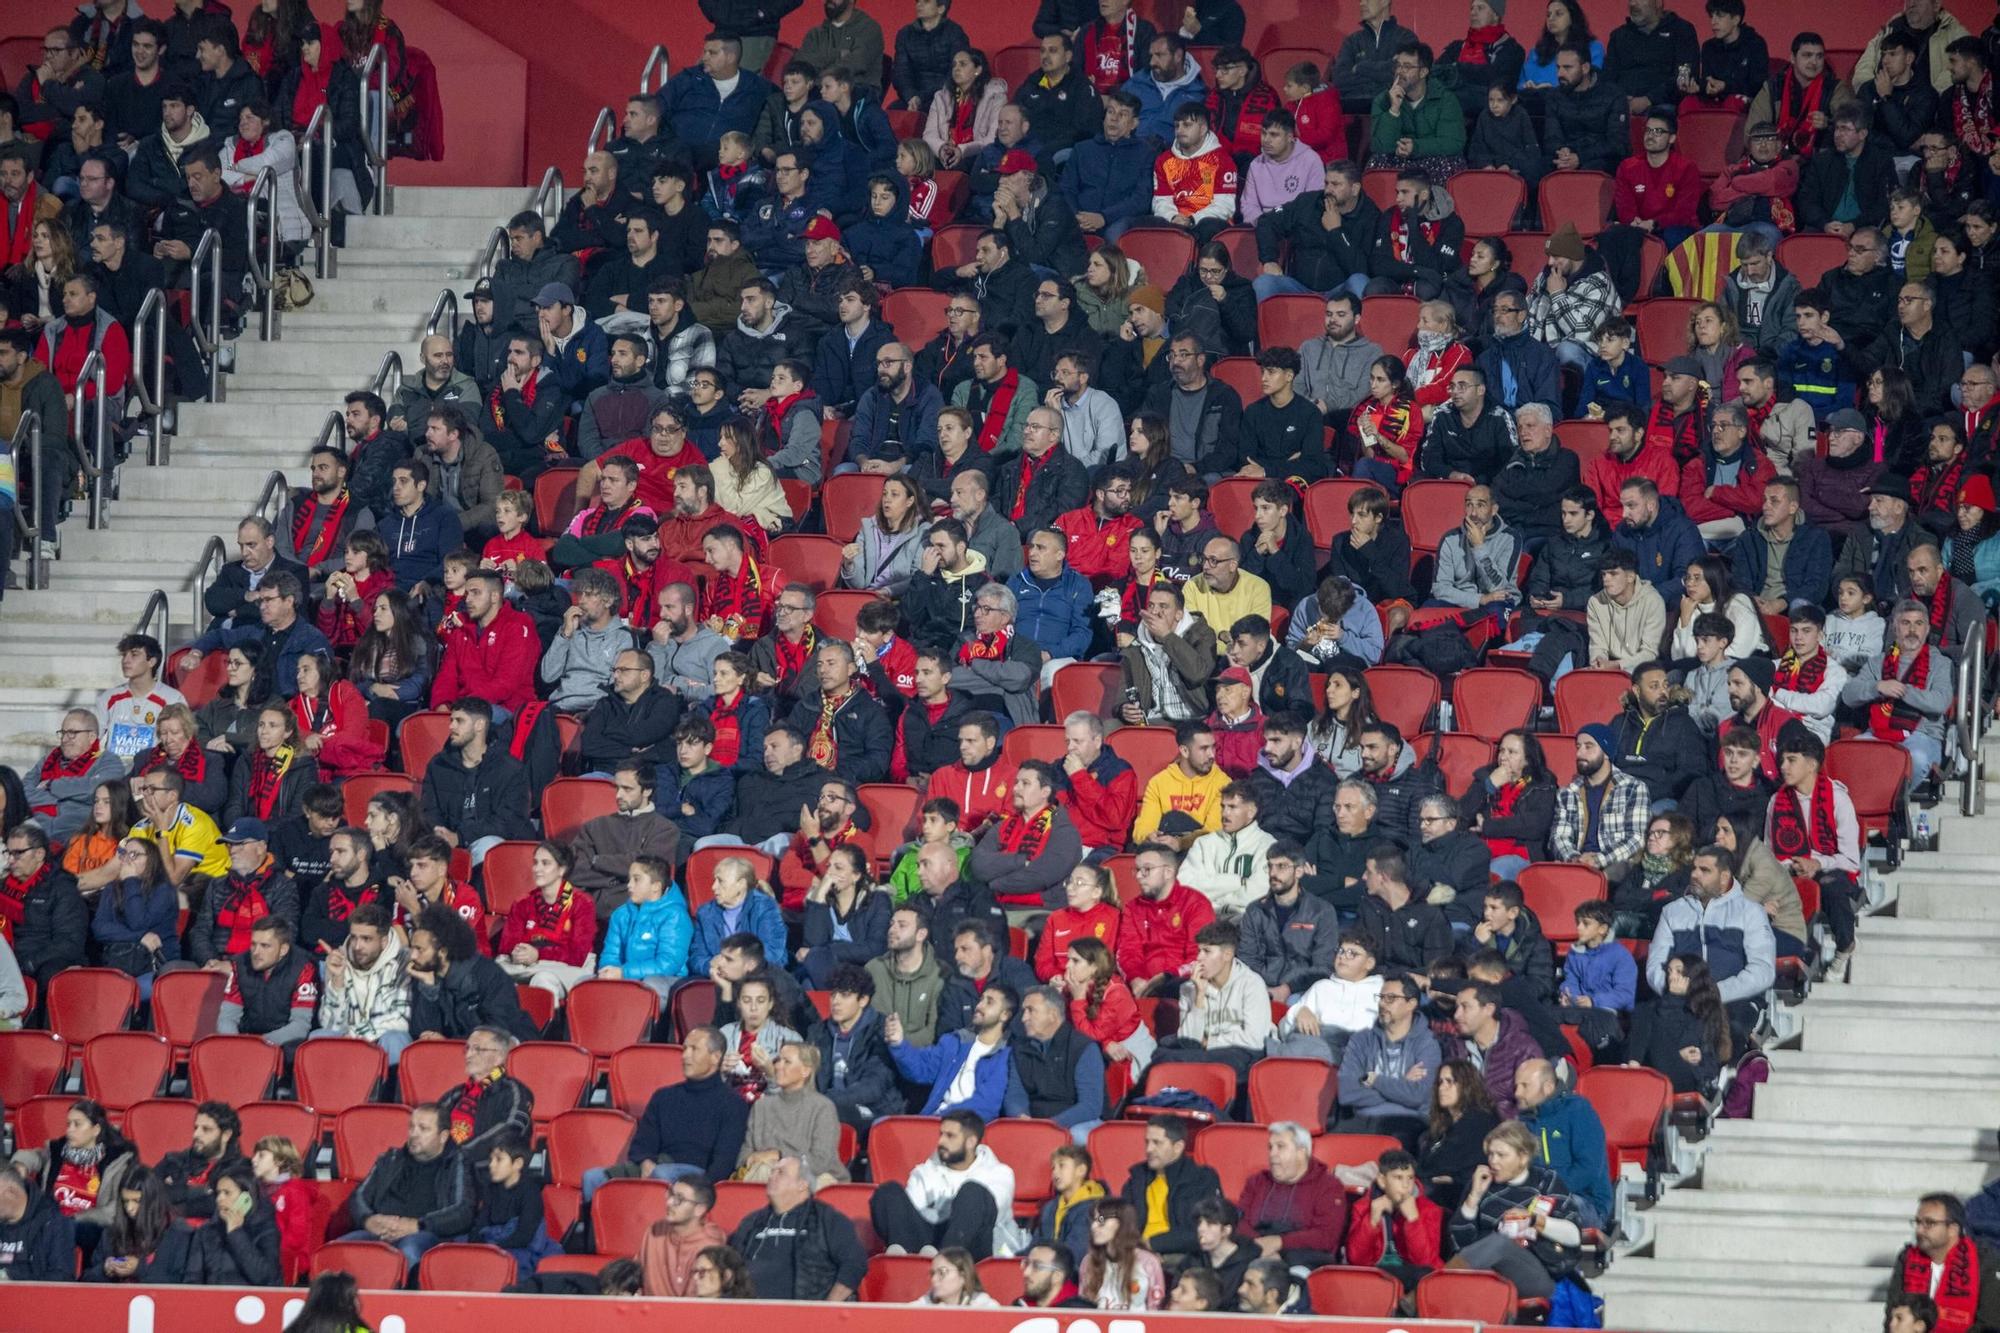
[1133,762,1230,845]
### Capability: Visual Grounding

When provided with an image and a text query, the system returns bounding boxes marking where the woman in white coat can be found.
[220,102,311,249]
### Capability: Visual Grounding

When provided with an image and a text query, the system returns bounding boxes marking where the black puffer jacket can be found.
[1525,522,1615,611]
[1607,700,1708,804]
[1164,265,1258,356]
[1246,754,1342,846]
[1492,442,1583,542]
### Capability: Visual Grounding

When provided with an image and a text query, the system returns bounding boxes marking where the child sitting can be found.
[598,854,693,1001]
[1577,317,1649,419]
[1683,611,1735,733]
[476,1132,561,1278]
[845,174,923,290]
[1278,61,1346,165]
[1555,900,1636,1056]
[887,797,972,902]
[1775,288,1856,424]
[1825,574,1886,673]
[703,131,768,223]
[481,489,550,582]
[898,137,942,239]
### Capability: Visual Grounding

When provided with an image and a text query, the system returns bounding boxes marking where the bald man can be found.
[389,334,481,434]
[553,151,633,256]
[1513,1057,1612,1226]
[1182,536,1274,651]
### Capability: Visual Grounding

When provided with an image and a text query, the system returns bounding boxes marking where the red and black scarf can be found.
[1776,70,1827,157]
[973,370,1021,453]
[218,861,279,955]
[0,863,50,942]
[293,690,331,737]
[1388,209,1442,265]
[708,690,745,767]
[958,626,1013,663]
[1915,456,1966,517]
[290,489,352,566]
[577,499,639,538]
[1458,23,1506,63]
[1773,649,1827,694]
[525,880,581,944]
[1952,73,1998,159]
[247,746,296,820]
[1769,771,1840,860]
[1011,448,1051,520]
[949,90,979,145]
[141,742,209,788]
[1903,1238,1981,1333]
[993,805,1057,904]
[449,1067,502,1145]
[39,739,101,785]
[1927,577,1956,641]
[1870,642,1933,741]
[774,624,817,682]
[704,554,768,642]
[488,366,542,431]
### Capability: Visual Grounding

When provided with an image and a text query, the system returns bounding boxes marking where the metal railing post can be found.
[11,411,44,590]
[247,167,280,341]
[478,225,508,282]
[426,288,460,339]
[358,43,391,214]
[299,104,335,280]
[1962,622,1989,817]
[373,350,405,403]
[131,590,169,645]
[639,46,670,94]
[587,107,616,159]
[255,470,290,528]
[533,166,565,234]
[191,536,228,635]
[128,289,169,465]
[77,352,110,529]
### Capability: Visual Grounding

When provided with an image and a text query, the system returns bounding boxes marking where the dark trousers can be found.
[870,1181,999,1259]
[1818,871,1862,952]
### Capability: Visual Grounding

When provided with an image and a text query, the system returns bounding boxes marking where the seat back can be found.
[1256,293,1326,351]
[1117,229,1197,290]
[1308,1264,1403,1317]
[1553,667,1633,733]
[1540,731,1579,787]
[1210,356,1262,405]
[1517,862,1609,947]
[867,1115,943,1186]
[82,1031,170,1111]
[977,1255,1025,1305]
[531,465,584,538]
[999,723,1067,767]
[1103,852,1140,906]
[1675,107,1743,178]
[817,1181,882,1253]
[397,710,452,778]
[506,1041,595,1127]
[418,1242,518,1293]
[189,1034,282,1105]
[294,1038,389,1124]
[819,474,887,544]
[311,1239,408,1289]
[1501,230,1549,277]
[592,1177,670,1256]
[1399,479,1471,553]
[669,978,719,1039]
[1207,476,1261,540]
[565,980,661,1066]
[707,1179,769,1235]
[1087,1120,1149,1189]
[855,783,923,869]
[1141,1061,1236,1117]
[1412,732,1496,798]
[50,968,139,1056]
[540,776,618,843]
[812,589,883,641]
[1557,419,1610,473]
[768,533,846,593]
[608,1043,685,1117]
[1776,232,1849,286]
[150,968,225,1057]
[238,1101,319,1155]
[1452,169,1527,233]
[398,1038,468,1106]
[982,1119,1070,1215]
[1535,170,1616,237]
[1416,1268,1519,1321]
[544,1109,636,1188]
[1632,297,1702,363]
[1827,739,1913,836]
[335,1104,413,1181]
[341,771,414,826]
[1578,1065,1672,1176]
[682,848,775,916]
[1451,667,1543,742]
[480,838,542,926]
[1360,294,1420,355]
[1363,664,1440,737]
[1303,478,1385,548]
[1360,168,1399,209]
[1048,661,1122,719]
[124,1098,199,1165]
[1248,1058,1337,1132]
[930,223,984,273]
[14,1096,74,1152]
[1192,1122,1272,1199]
[1311,1131,1404,1176]
[880,288,951,350]
[1105,726,1180,787]
[0,1031,67,1119]
[860,1253,935,1302]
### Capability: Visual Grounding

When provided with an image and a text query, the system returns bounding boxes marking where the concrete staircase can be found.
[0,185,531,774]
[1599,776,2000,1333]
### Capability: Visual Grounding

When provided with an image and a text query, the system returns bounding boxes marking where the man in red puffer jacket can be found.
[1115,842,1216,999]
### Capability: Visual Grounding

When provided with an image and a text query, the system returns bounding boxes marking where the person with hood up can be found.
[1365,168,1463,301]
[797,100,870,225]
[1123,32,1205,148]
[1336,974,1441,1143]
[846,174,922,289]
[310,902,412,1064]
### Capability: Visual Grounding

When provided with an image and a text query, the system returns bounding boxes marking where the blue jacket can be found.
[1009,565,1095,660]
[844,215,922,290]
[1965,529,2000,605]
[1726,519,1833,608]
[850,380,943,463]
[741,189,817,272]
[801,100,871,223]
[1059,132,1157,227]
[1522,1090,1613,1222]
[1557,940,1636,1012]
[693,690,772,773]
[190,617,335,699]
[600,888,693,981]
[662,66,775,152]
[1122,58,1206,148]
[549,320,611,408]
[92,877,182,964]
[1777,334,1857,424]
[1649,884,1775,1005]
[893,1030,1029,1119]
[379,497,466,588]
[811,318,897,414]
[1615,495,1705,594]
[1475,329,1562,414]
[659,763,736,840]
[690,888,788,975]
[1574,352,1651,417]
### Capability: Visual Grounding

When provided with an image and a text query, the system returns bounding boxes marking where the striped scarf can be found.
[247,745,296,820]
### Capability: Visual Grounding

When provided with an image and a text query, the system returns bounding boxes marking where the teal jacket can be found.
[1957,530,2000,606]
[599,887,692,982]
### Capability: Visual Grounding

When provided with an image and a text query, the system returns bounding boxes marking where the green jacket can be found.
[1369,87,1468,158]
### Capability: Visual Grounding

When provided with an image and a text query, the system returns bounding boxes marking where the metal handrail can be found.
[372,349,405,402]
[77,352,110,529]
[127,289,169,465]
[187,229,223,360]
[587,106,617,159]
[314,409,345,456]
[191,535,228,633]
[254,469,290,528]
[10,411,45,591]
[131,589,169,644]
[426,287,459,339]
[532,166,565,233]
[247,167,281,340]
[639,45,670,94]
[478,224,508,282]
[357,42,391,214]
[298,103,335,279]
[1959,617,1989,816]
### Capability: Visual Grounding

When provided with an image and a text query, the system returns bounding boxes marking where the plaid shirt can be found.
[1550,769,1649,866]
[1528,267,1622,347]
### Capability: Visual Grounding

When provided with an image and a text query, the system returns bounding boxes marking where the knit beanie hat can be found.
[1733,655,1776,695]
[1129,285,1166,315]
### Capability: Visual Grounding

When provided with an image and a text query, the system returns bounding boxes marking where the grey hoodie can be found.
[1337,1014,1443,1120]
[540,619,637,713]
[1298,333,1384,417]
[1431,515,1520,609]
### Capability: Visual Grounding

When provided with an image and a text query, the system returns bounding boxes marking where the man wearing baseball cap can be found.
[1795,409,1881,543]
[455,278,507,394]
[990,147,1087,281]
[532,281,609,411]
[1643,355,1711,467]
[774,215,862,344]
[1204,665,1265,779]
[1709,124,1799,257]
[188,818,302,971]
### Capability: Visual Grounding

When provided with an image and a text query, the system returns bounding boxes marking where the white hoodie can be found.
[315,923,411,1043]
[904,1143,1031,1256]
[1178,819,1276,918]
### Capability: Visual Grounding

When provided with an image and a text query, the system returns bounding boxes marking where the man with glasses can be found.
[1405,794,1494,930]
[1016,278,1099,391]
[62,149,141,255]
[24,710,122,843]
[130,767,229,887]
[1144,333,1244,477]
[1891,280,1964,416]
[1800,108,1896,237]
[1017,1242,1093,1307]
[17,30,104,142]
[1612,109,1701,247]
[849,339,939,470]
[1182,537,1271,653]
[1475,291,1559,417]
[1893,1195,2000,1327]
[999,408,1088,537]
[1053,460,1141,588]
[748,583,821,704]
[0,825,87,991]
[1333,970,1438,1144]
[1042,348,1122,469]
[954,583,1043,726]
[435,1025,534,1173]
[915,292,985,401]
[634,1174,728,1296]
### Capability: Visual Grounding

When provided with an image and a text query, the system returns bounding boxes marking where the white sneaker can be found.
[37,540,57,561]
[884,1244,907,1256]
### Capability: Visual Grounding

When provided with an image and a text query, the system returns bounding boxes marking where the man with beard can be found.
[1549,726,1648,912]
[649,582,729,701]
[338,391,407,523]
[1236,840,1339,1001]
[1245,710,1339,846]
[788,639,893,784]
[969,760,1083,908]
[1723,656,1798,782]
[1904,542,1983,664]
[300,826,389,956]
[1844,597,1955,782]
[868,1110,1020,1259]
[1053,461,1142,591]
[1607,661,1707,808]
[1404,793,1493,932]
[311,903,414,1064]
[157,1101,244,1220]
[1748,33,1855,159]
[1909,420,1972,539]
[1546,44,1630,175]
[659,464,767,567]
[1351,721,1439,848]
[850,339,941,469]
[1834,475,1939,605]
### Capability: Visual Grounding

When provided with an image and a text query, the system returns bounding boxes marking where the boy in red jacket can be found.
[1342,1149,1443,1289]
[1280,63,1347,165]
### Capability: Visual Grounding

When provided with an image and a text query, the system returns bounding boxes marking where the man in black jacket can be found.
[339,1102,476,1269]
[732,1155,869,1299]
[200,516,307,634]
[125,81,208,209]
[153,146,248,302]
[1252,159,1377,302]
[1420,366,1517,484]
[996,157,1088,283]
[0,825,87,988]
[1364,169,1464,300]
[583,1026,749,1200]
[1245,711,1338,845]
[1608,663,1708,805]
[1405,794,1495,931]
[436,1027,536,1173]
[1354,722,1440,846]
[407,904,539,1041]
[156,1101,244,1221]
[1603,0,1699,111]
[418,699,536,864]
[935,917,1038,1035]
[1798,110,1897,235]
[1822,227,1898,364]
[997,406,1089,535]
[1545,47,1629,174]
[216,914,320,1049]
[726,723,831,849]
[580,649,682,776]
[1143,334,1244,476]
[1493,405,1584,543]
[1119,1115,1224,1263]
[1015,33,1101,160]
[891,0,969,110]
[807,966,907,1130]
[1886,279,1964,418]
[192,18,258,129]
[1299,778,1382,915]
[786,641,893,783]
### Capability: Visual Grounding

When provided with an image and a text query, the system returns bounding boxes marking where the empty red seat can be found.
[860,1253,934,1302]
[335,1104,414,1181]
[294,1038,389,1131]
[544,1109,635,1189]
[880,288,951,349]
[1048,661,1120,719]
[398,711,451,777]
[238,1101,318,1155]
[0,1031,67,1130]
[1451,667,1543,742]
[1363,664,1440,737]
[1536,170,1616,236]
[1632,297,1702,363]
[1309,1264,1402,1317]
[1553,667,1632,733]
[1087,1120,1149,1189]
[124,1098,198,1164]
[1578,1065,1672,1177]
[1192,1122,1271,1198]
[505,1041,594,1128]
[1139,1061,1235,1118]
[1258,293,1325,351]
[768,533,845,593]
[1517,862,1610,949]
[609,1043,684,1118]
[1399,479,1470,553]
[1116,229,1197,288]
[188,1034,281,1106]
[312,1239,408,1289]
[591,1177,669,1256]
[1312,1131,1404,1176]
[1207,476,1261,539]
[418,1242,518,1292]
[1248,1058,1338,1132]
[341,771,414,827]
[1416,1268,1520,1321]
[82,1031,170,1111]
[1361,293,1419,354]
[1105,726,1179,785]
[49,968,139,1059]
[565,980,661,1076]
[1452,169,1527,233]
[398,1038,468,1106]
[982,1119,1070,1218]
[540,777,618,843]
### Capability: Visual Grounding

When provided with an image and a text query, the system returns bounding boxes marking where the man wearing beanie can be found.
[1098,284,1173,410]
[1723,654,1797,782]
[1526,223,1622,370]
[1550,724,1648,904]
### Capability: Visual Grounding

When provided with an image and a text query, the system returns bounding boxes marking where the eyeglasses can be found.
[946,305,979,316]
[776,602,810,615]
[58,728,94,737]
[1200,554,1236,566]
[1335,945,1371,959]
[1914,1217,1953,1229]
[116,848,147,860]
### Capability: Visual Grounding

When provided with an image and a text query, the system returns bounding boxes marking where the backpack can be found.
[1387,619,1478,678]
[1720,1049,1770,1119]
[1550,1274,1604,1328]
[273,265,314,312]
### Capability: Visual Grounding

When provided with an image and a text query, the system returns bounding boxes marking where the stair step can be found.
[344,214,502,248]
[385,186,536,218]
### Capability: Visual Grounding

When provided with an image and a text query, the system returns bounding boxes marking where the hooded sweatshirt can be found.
[316,925,411,1043]
[865,942,947,1047]
[639,1216,728,1297]
[1240,139,1320,225]
[903,1142,1031,1256]
[1151,129,1239,225]
[1338,1014,1444,1121]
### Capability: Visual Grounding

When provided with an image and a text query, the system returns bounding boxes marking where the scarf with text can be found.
[1903,1237,1981,1333]
[1458,23,1507,63]
[290,489,352,566]
[1088,10,1142,88]
[449,1066,503,1145]
[1776,70,1828,157]
[1951,73,1998,159]
[1773,648,1827,694]
[1388,208,1443,265]
[807,686,851,770]
[1769,771,1840,860]
[247,745,297,820]
[525,880,582,945]
[218,859,280,955]
[1870,642,1932,741]
[958,626,1014,663]
[973,370,1022,453]
[704,554,768,641]
[1927,576,1956,642]
[39,739,101,786]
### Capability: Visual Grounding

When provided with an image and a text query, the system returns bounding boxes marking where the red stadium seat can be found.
[1399,478,1471,552]
[1103,853,1140,906]
[312,1239,408,1289]
[1502,231,1549,277]
[1361,294,1419,355]
[1214,225,1260,279]
[978,1256,1026,1305]
[1193,1122,1271,1198]
[482,840,540,923]
[1105,726,1179,785]
[592,1177,670,1256]
[813,589,882,641]
[1000,723,1067,767]
[1776,232,1849,286]
[171,647,228,708]
[189,1034,281,1105]
[930,223,983,273]
[238,1101,318,1155]
[1578,1065,1672,1177]
[1558,419,1610,472]
[124,1098,198,1165]
[1452,667,1543,742]
[1637,231,1668,299]
[1632,298,1702,364]
[335,1104,413,1180]
[418,1242,518,1293]
[1049,661,1121,718]
[541,777,618,843]
[608,1043,684,1117]
[341,771,413,826]
[507,1042,594,1128]
[930,170,971,224]
[294,1038,388,1131]
[1414,732,1497,798]
[1452,169,1527,233]
[1303,478,1385,548]
[532,465,585,538]
[1562,1023,1597,1074]
[1257,293,1326,351]
[868,1115,943,1185]
[992,42,1041,89]
[669,978,719,1039]
[1117,230,1197,289]
[1541,732,1579,787]
[1676,107,1743,178]
[565,980,660,1076]
[1210,355,1262,404]
[768,533,845,593]
[544,1109,635,1188]
[1517,862,1610,949]
[1248,1058,1338,1132]
[397,710,452,778]
[814,1182,880,1253]
[400,1038,467,1106]
[1360,168,1399,209]
[1363,665,1441,737]
[983,1119,1071,1218]
[13,1096,74,1153]
[1087,1120,1148,1190]
[708,1179,768,1235]
[1208,476,1261,538]
[82,1031,170,1111]
[0,1031,66,1128]
[49,967,139,1059]
[779,477,812,525]
[1308,1265,1402,1317]
[681,847,776,915]
[820,473,887,543]
[1554,668,1632,733]
[1140,1061,1236,1118]
[1417,1268,1519,1321]
[861,1253,935,1302]
[1312,1131,1404,1176]
[881,288,951,349]
[1828,738,1913,839]
[856,783,922,868]
[149,968,223,1060]
[1536,170,1616,237]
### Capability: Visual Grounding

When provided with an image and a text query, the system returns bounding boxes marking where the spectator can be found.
[1526,224,1622,369]
[1344,1147,1444,1289]
[1422,366,1518,485]
[1893,1195,2000,1328]
[1252,169,1377,307]
[594,851,691,997]
[1416,1058,1502,1209]
[1336,972,1440,1143]
[0,823,86,988]
[418,697,533,869]
[585,1028,747,1202]
[155,1101,245,1223]
[796,845,891,986]
[494,842,598,1002]
[1549,725,1647,906]
[0,1161,75,1281]
[310,902,411,1064]
[338,1103,473,1269]
[184,817,300,968]
[1608,661,1708,807]
[1612,478,1700,600]
[1178,780,1274,919]
[1430,485,1522,616]
[871,1110,1026,1260]
[1799,108,1896,234]
[1448,1119,1586,1300]
[1546,42,1630,174]
[1115,841,1214,1000]
[865,902,947,1047]
[634,1175,729,1298]
[731,1154,868,1300]
[1514,1057,1612,1226]
[1159,919,1270,1080]
[91,838,182,993]
[431,1027,536,1176]
[1648,841,1777,1028]
[738,1041,847,1184]
[1627,952,1733,1093]
[1118,1115,1221,1266]
[892,967,1024,1119]
[1036,1146,1108,1267]
[406,903,538,1043]
[1768,724,1863,964]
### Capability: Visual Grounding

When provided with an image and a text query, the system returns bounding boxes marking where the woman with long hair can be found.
[1062,935,1155,1072]
[915,1246,1001,1306]
[1074,243,1147,335]
[688,1244,755,1299]
[24,1098,138,1251]
[1080,1198,1166,1310]
[197,644,267,755]
[713,419,793,533]
[1125,412,1193,520]
[694,651,772,772]
[1626,953,1734,1092]
[923,47,1008,169]
[496,841,598,1000]
[224,703,319,826]
[1671,553,1764,659]
[1465,237,1525,341]
[0,766,28,840]
[91,838,180,996]
[19,220,78,328]
[349,588,432,729]
[1686,302,1753,399]
[1036,863,1123,982]
[338,0,411,142]
[89,1165,178,1282]
[1709,811,1807,956]
[1418,1058,1501,1208]
[718,974,803,1105]
[64,780,139,892]
[1448,1119,1585,1299]
[1115,527,1173,643]
[221,102,311,247]
[177,1160,283,1285]
[363,790,415,882]
[1349,355,1422,493]
[250,1136,322,1282]
[840,473,926,594]
[1521,0,1600,88]
[287,1271,372,1332]
[317,530,394,650]
[243,0,324,88]
[292,651,385,778]
[1466,729,1556,877]
[1862,366,1924,469]
[128,705,226,821]
[795,844,890,987]
[1307,666,1376,776]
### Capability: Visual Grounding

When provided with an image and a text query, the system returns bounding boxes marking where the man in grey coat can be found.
[1336,973,1441,1142]
[540,568,638,713]
[1428,486,1522,614]
[949,469,1026,581]
[1235,840,1340,1001]
[1842,598,1955,778]
[1296,291,1383,421]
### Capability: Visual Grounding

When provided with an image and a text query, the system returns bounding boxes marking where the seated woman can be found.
[689,855,787,977]
[712,421,793,535]
[1035,864,1122,983]
[64,779,139,896]
[1062,937,1156,1077]
[719,974,804,1105]
[794,845,890,988]
[1625,952,1732,1093]
[1417,1058,1500,1209]
[196,644,266,758]
[349,588,433,731]
[1685,301,1754,401]
[91,840,181,1000]
[839,474,926,596]
[913,1247,1001,1307]
[1465,728,1555,880]
[1402,301,1470,420]
[1348,355,1423,495]
[1080,1199,1165,1311]
[1614,811,1694,938]
[291,651,386,779]
[1304,666,1376,776]
[128,704,227,820]
[163,1162,283,1285]
[88,1166,176,1283]
[1670,555,1763,661]
[496,841,598,1002]
[1446,1118,1585,1300]
[223,704,320,826]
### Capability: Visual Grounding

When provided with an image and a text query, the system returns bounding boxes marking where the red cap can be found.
[1216,666,1254,689]
[1961,473,1999,512]
[803,216,843,241]
[998,148,1039,175]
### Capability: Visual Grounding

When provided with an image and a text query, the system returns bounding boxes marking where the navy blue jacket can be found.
[663,66,775,153]
[801,100,871,223]
[1726,520,1833,608]
[812,318,897,414]
[1058,132,1155,228]
[658,764,737,840]
[1475,330,1562,414]
[1615,496,1705,594]
[379,498,466,590]
[845,214,923,289]
[548,321,611,409]
[1009,565,1096,661]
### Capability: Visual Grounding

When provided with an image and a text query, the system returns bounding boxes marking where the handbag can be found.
[274,267,315,311]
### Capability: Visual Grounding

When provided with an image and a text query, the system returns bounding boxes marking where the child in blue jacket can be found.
[1557,900,1637,1056]
[598,855,693,1000]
